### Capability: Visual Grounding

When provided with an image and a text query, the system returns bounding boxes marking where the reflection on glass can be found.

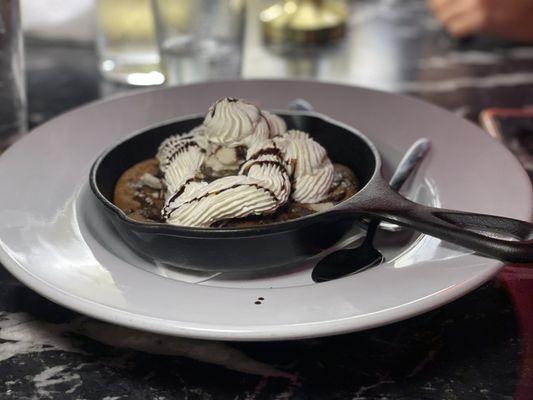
[152,0,245,85]
[95,0,164,86]
[0,0,26,152]
[261,0,348,45]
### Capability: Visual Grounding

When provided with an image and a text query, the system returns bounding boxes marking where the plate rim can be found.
[0,79,530,341]
[0,248,500,341]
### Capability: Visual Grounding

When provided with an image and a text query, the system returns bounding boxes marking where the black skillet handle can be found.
[347,179,533,264]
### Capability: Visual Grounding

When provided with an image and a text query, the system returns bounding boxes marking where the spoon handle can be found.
[389,138,431,191]
[287,98,315,112]
[379,138,431,232]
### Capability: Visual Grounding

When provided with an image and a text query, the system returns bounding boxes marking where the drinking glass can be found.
[151,0,245,85]
[0,0,26,152]
[95,0,164,86]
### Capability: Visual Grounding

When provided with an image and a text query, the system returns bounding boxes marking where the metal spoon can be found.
[287,98,315,112]
[312,138,431,283]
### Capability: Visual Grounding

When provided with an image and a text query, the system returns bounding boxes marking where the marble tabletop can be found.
[2,0,533,398]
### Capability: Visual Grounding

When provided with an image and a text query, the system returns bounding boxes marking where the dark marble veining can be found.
[1,0,533,398]
[0,279,525,399]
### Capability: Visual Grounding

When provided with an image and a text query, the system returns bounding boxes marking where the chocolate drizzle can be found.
[164,182,280,219]
[247,146,283,162]
[157,100,335,226]
[161,140,204,169]
[235,145,247,160]
[241,159,288,176]
[166,177,197,203]
[208,97,239,118]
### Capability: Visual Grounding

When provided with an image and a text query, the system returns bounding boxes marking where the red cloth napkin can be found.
[498,265,533,400]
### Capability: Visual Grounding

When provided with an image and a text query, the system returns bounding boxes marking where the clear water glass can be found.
[95,0,164,86]
[0,0,26,152]
[151,0,245,85]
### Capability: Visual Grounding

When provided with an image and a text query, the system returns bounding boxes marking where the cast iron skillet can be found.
[90,111,533,272]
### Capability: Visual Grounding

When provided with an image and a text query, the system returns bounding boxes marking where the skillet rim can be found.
[89,110,382,238]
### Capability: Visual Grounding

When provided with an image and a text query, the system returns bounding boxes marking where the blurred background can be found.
[1,3,533,398]
[16,0,533,109]
[3,0,533,151]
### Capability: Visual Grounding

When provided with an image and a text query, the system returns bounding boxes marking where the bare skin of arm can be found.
[427,0,533,43]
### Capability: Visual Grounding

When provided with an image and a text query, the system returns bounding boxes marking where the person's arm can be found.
[427,0,533,42]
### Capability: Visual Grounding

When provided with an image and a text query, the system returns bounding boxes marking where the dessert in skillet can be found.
[113,98,359,227]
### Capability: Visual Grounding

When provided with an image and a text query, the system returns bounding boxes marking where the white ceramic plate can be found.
[0,80,530,341]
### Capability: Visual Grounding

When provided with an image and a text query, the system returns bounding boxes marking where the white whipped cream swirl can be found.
[275,130,334,203]
[203,98,287,147]
[158,98,335,227]
[163,175,279,227]
[163,138,290,227]
[204,98,261,146]
[156,132,207,195]
[262,111,287,137]
[240,139,291,205]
